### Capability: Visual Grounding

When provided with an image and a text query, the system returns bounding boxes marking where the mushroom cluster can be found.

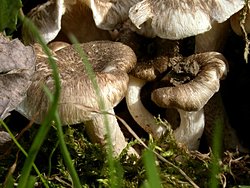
[124,38,229,150]
[17,0,248,155]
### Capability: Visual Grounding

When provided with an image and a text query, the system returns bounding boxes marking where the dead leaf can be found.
[0,33,36,119]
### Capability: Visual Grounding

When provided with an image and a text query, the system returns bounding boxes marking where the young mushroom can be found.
[16,40,138,157]
[121,32,180,139]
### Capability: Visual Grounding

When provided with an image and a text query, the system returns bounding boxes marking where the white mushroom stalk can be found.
[126,75,166,139]
[174,109,205,150]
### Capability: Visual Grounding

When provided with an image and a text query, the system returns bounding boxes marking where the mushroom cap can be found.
[0,34,36,120]
[16,40,137,124]
[89,0,141,30]
[151,52,228,111]
[115,27,180,80]
[128,0,245,39]
[56,0,112,43]
[22,0,66,44]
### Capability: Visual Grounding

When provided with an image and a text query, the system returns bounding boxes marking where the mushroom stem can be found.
[174,109,205,150]
[84,108,138,157]
[126,75,166,139]
[126,76,204,150]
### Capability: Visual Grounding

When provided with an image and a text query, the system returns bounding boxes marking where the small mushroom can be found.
[16,40,138,156]
[128,0,245,40]
[22,0,66,44]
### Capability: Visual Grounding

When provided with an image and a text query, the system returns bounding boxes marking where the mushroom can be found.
[128,0,245,40]
[125,42,228,150]
[127,0,246,54]
[151,52,228,150]
[16,40,138,156]
[22,0,66,44]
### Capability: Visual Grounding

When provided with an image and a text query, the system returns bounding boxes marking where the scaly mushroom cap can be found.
[129,0,245,39]
[16,41,137,124]
[0,34,36,119]
[88,0,141,30]
[151,52,228,111]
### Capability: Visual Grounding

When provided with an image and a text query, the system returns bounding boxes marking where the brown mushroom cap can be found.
[129,0,245,39]
[0,34,36,119]
[16,40,137,124]
[151,52,228,111]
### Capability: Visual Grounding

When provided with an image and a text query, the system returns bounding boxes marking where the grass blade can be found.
[69,35,119,188]
[142,149,162,188]
[16,15,60,188]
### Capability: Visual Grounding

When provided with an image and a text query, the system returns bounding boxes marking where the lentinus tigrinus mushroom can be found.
[16,40,138,157]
